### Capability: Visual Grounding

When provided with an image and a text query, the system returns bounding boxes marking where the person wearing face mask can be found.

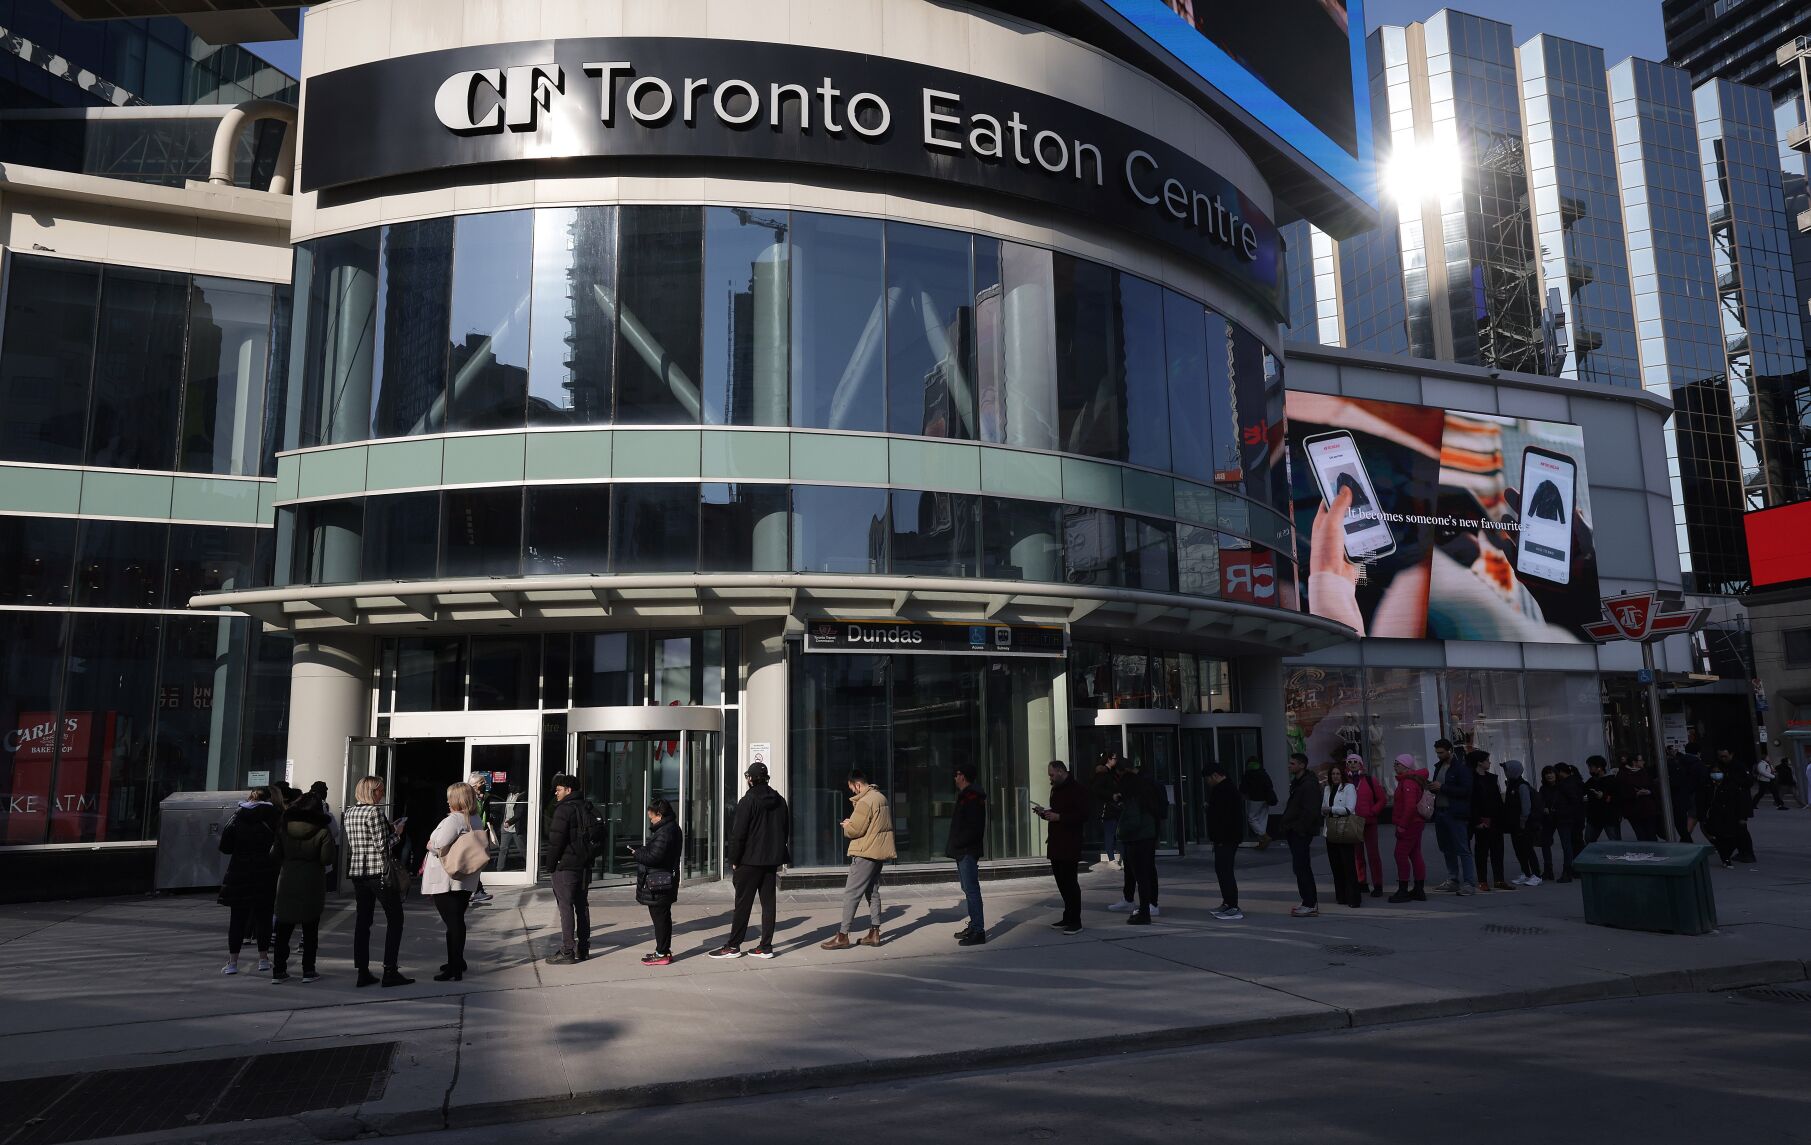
[1699,762,1755,868]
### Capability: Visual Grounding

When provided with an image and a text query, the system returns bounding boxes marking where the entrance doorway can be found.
[568,707,724,884]
[1072,712,1267,854]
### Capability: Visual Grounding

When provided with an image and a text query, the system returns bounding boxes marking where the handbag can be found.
[443,823,493,879]
[642,868,677,893]
[1416,784,1437,821]
[1326,812,1366,845]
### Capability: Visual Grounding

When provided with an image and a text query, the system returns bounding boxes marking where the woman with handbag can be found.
[422,782,487,981]
[1387,755,1430,903]
[342,776,414,988]
[630,797,684,966]
[271,793,338,983]
[1322,763,1362,908]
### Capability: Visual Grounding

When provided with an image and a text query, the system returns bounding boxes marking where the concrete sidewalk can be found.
[3,813,1809,1142]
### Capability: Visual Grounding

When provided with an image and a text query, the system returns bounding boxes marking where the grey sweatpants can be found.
[839,857,885,933]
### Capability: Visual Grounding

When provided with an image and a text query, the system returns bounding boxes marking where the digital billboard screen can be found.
[1286,393,1602,643]
[1745,501,1811,588]
[1095,0,1374,207]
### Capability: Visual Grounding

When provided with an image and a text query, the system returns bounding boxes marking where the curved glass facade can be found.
[284,206,1290,513]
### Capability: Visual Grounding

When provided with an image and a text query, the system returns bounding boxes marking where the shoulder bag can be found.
[1325,810,1367,845]
[443,821,493,879]
[1416,783,1437,821]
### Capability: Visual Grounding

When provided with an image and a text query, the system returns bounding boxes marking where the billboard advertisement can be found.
[1093,0,1374,208]
[1286,393,1602,643]
[1745,500,1811,588]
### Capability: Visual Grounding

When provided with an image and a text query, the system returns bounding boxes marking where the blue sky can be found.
[1364,0,1668,64]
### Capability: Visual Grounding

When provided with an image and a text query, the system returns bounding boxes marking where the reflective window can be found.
[574,632,644,706]
[1062,505,1118,587]
[611,483,698,572]
[981,497,1063,582]
[652,634,696,705]
[1053,256,1121,461]
[361,493,439,581]
[372,218,453,439]
[524,485,611,575]
[792,485,888,573]
[0,515,77,605]
[295,229,378,447]
[615,206,703,424]
[528,206,615,425]
[73,519,168,607]
[154,616,250,795]
[886,223,975,439]
[0,612,68,845]
[53,614,158,843]
[791,213,884,431]
[292,500,364,585]
[469,635,539,710]
[0,257,97,464]
[1176,524,1222,598]
[441,487,523,578]
[699,482,789,572]
[991,242,1059,451]
[543,634,571,709]
[1121,275,1171,470]
[1164,291,1213,482]
[891,490,979,577]
[1122,516,1176,593]
[395,636,464,712]
[262,284,293,474]
[1229,324,1271,499]
[447,211,533,430]
[166,524,258,606]
[1204,311,1242,483]
[88,267,188,469]
[973,238,1005,442]
[703,207,789,426]
[181,277,273,475]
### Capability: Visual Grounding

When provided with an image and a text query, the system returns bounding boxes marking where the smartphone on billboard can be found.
[1516,446,1577,586]
[1303,430,1395,560]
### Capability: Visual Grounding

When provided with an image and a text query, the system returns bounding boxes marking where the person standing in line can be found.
[1322,762,1361,909]
[1426,738,1477,895]
[217,787,280,976]
[1501,761,1541,887]
[1091,752,1123,868]
[1615,754,1664,842]
[270,793,337,984]
[421,783,483,982]
[1468,750,1511,892]
[1711,748,1758,863]
[1281,752,1323,917]
[711,761,790,959]
[1035,760,1088,934]
[1753,750,1785,810]
[947,764,989,946]
[1700,762,1755,868]
[1348,754,1387,898]
[1670,748,1707,843]
[1551,764,1587,880]
[1533,767,1562,884]
[1114,759,1167,925]
[543,774,592,965]
[629,797,683,965]
[1238,756,1277,849]
[307,781,343,894]
[1386,755,1429,902]
[466,772,494,905]
[1205,765,1246,920]
[341,776,413,988]
[821,770,895,950]
[1583,756,1622,842]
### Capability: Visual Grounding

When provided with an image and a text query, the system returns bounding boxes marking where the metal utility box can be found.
[154,791,243,891]
[1573,841,1718,935]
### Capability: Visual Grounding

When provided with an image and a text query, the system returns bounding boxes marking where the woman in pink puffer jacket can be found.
[1388,753,1429,902]
[1349,754,1387,898]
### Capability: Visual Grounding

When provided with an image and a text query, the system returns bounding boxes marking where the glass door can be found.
[576,734,655,885]
[1180,728,1216,846]
[467,736,536,886]
[1125,727,1180,852]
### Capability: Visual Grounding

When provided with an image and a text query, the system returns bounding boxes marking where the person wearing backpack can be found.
[1348,754,1387,898]
[1387,755,1429,903]
[217,787,280,976]
[544,773,593,966]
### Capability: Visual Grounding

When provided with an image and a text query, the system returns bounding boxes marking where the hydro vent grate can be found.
[1739,986,1811,1004]
[1482,924,1549,936]
[1325,944,1393,957]
[3,1042,396,1145]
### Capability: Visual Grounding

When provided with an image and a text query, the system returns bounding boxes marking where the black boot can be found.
[1411,880,1427,901]
[356,967,380,988]
[381,967,414,987]
[1387,881,1413,903]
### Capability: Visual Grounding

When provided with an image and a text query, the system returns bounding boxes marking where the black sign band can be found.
[803,619,1068,658]
[300,37,1282,317]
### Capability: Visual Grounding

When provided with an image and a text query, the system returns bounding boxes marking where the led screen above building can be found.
[1745,501,1811,588]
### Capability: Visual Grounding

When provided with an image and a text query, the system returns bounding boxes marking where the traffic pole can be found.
[1644,641,1676,843]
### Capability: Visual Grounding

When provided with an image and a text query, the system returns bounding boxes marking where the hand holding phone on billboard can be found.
[1304,430,1395,561]
[1514,446,1577,587]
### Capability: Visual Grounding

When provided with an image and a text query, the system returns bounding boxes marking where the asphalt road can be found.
[392,991,1811,1144]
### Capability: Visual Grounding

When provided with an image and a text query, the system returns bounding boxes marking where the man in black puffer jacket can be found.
[544,774,592,965]
[710,761,791,959]
[947,764,989,946]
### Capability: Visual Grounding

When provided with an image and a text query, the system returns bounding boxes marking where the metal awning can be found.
[52,2,299,46]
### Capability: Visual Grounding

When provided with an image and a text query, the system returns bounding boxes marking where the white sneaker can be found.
[221,962,239,976]
[1149,903,1161,918]
[1510,875,1528,886]
[256,957,272,972]
[1212,907,1245,921]
[1106,900,1134,912]
[471,891,493,904]
[1524,875,1542,887]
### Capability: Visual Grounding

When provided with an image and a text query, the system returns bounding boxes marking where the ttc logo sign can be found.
[1582,591,1708,644]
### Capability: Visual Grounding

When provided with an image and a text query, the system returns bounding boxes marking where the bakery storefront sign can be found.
[804,619,1067,658]
[301,37,1282,315]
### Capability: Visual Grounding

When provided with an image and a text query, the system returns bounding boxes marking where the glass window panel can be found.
[615,206,703,424]
[88,266,189,469]
[698,482,790,571]
[543,634,571,709]
[293,232,381,448]
[1204,311,1242,485]
[51,613,159,843]
[991,242,1058,450]
[1120,274,1170,470]
[652,634,696,705]
[0,515,77,605]
[528,206,616,426]
[73,519,168,608]
[469,635,540,710]
[792,485,889,573]
[1069,641,1109,709]
[1362,668,1445,773]
[972,237,1004,442]
[0,256,98,464]
[1441,668,1532,765]
[165,524,257,607]
[573,631,644,707]
[1061,505,1119,587]
[372,218,453,439]
[446,211,533,430]
[1284,665,1365,767]
[1525,672,1607,768]
[0,612,68,846]
[294,499,364,585]
[1164,291,1212,481]
[180,277,273,475]
[702,206,789,426]
[360,492,439,581]
[611,483,698,572]
[980,496,1062,582]
[890,490,978,577]
[790,212,885,431]
[885,222,976,439]
[1176,524,1221,598]
[788,651,889,866]
[1111,648,1152,708]
[888,654,983,862]
[1053,256,1123,461]
[440,487,523,578]
[153,616,250,796]
[395,636,464,712]
[524,485,611,575]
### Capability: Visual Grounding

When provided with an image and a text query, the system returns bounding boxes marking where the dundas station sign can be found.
[299,37,1283,315]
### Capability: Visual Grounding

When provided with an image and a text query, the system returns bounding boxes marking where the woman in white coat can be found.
[422,783,484,981]
[1322,763,1362,909]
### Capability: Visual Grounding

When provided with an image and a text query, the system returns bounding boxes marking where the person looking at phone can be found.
[1035,761,1088,934]
[1204,767,1245,921]
[1614,754,1663,842]
[629,798,683,966]
[710,761,790,960]
[821,770,895,951]
[947,764,989,946]
[543,775,593,965]
[1280,752,1323,917]
[1425,738,1477,895]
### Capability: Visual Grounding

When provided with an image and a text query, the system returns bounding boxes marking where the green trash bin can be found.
[1572,841,1718,935]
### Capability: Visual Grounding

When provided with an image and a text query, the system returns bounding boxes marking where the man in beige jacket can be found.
[821,769,896,950]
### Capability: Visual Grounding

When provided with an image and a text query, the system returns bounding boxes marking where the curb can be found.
[81,957,1811,1145]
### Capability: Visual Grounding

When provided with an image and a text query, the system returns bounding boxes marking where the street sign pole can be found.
[1643,642,1676,842]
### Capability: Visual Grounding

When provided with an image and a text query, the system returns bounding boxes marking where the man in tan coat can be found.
[821,769,896,949]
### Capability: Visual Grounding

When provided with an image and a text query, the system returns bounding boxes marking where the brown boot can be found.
[858,927,882,947]
[820,932,852,950]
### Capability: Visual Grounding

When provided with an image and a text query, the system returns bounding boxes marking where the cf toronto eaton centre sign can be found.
[300,37,1282,314]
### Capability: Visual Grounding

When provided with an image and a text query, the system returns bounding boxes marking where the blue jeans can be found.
[956,854,984,933]
[1101,818,1119,860]
[1433,811,1477,884]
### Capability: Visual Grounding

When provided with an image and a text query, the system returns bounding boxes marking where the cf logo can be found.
[435,64,564,135]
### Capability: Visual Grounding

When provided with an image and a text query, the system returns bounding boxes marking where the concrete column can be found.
[1242,653,1290,796]
[286,634,375,795]
[743,619,789,800]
